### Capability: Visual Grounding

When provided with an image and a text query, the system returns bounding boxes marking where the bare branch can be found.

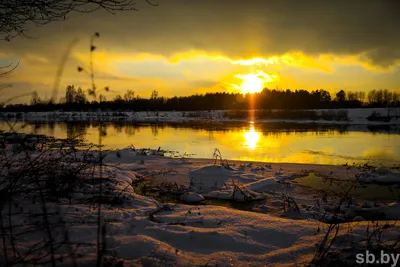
[146,0,159,6]
[0,0,158,41]
[0,62,20,78]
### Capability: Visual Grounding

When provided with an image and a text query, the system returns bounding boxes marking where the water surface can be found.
[1,121,399,166]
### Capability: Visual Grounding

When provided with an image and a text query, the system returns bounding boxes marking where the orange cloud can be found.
[2,45,400,104]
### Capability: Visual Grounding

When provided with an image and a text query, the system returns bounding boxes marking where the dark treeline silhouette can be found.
[1,86,400,112]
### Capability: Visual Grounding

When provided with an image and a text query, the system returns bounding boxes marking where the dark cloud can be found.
[2,0,400,67]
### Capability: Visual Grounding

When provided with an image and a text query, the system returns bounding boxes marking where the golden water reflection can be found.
[1,121,399,166]
[243,124,261,150]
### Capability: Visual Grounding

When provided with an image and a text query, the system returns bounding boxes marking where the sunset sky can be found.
[1,0,400,103]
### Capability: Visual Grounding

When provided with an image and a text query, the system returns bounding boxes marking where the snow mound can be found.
[179,192,205,203]
[204,186,265,202]
[103,148,137,163]
[244,176,286,193]
[344,202,400,220]
[357,168,400,185]
[189,165,232,192]
[275,172,297,182]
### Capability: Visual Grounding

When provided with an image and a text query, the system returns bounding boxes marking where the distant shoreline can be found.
[1,107,400,126]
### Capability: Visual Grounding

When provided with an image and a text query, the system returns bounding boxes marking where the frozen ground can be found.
[2,107,400,125]
[2,147,400,266]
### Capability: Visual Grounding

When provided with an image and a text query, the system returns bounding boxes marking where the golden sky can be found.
[1,0,400,103]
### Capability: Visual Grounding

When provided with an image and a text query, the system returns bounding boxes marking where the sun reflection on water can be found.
[243,124,261,150]
[0,121,399,166]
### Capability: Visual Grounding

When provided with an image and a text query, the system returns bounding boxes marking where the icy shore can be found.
[2,147,400,266]
[2,107,400,126]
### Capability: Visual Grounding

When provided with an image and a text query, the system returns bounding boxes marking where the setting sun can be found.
[239,74,264,94]
[234,71,278,94]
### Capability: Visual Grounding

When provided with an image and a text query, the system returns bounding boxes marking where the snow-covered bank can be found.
[2,107,400,125]
[2,148,400,266]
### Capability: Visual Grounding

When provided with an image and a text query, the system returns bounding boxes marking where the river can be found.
[1,121,399,166]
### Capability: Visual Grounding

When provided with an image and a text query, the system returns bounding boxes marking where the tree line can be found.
[1,86,400,112]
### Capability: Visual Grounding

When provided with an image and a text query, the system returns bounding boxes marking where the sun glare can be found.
[234,71,278,94]
[243,124,261,150]
[240,74,264,94]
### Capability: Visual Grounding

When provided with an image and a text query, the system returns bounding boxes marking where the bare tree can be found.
[99,93,106,103]
[151,89,159,100]
[123,89,135,102]
[30,90,41,105]
[0,0,159,41]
